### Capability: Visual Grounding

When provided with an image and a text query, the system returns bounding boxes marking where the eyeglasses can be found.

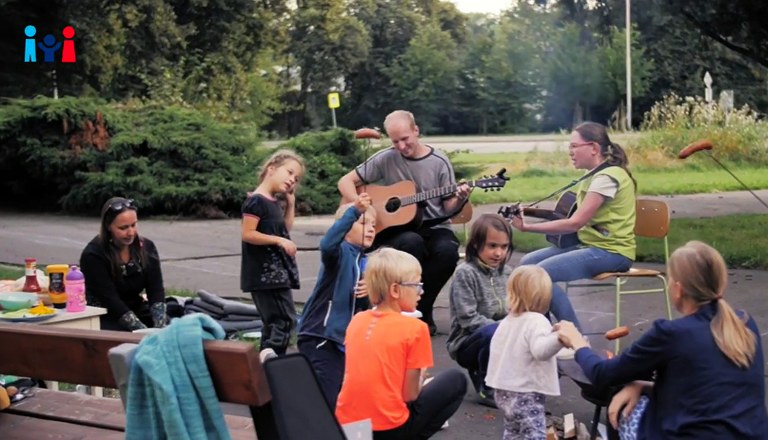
[109,199,137,213]
[568,142,594,151]
[399,282,424,295]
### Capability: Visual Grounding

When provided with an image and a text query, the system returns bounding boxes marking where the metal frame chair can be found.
[567,199,673,352]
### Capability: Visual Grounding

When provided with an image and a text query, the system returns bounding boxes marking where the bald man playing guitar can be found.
[338,110,471,336]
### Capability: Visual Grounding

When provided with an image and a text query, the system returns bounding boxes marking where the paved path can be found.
[1,189,766,438]
[264,132,643,154]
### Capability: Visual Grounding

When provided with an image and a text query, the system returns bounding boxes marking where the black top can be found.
[80,236,165,320]
[240,194,300,292]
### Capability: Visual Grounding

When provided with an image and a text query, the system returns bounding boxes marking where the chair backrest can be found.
[262,353,347,440]
[634,199,670,239]
[450,201,473,224]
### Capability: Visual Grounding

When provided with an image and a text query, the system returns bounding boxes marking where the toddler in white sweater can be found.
[486,265,563,440]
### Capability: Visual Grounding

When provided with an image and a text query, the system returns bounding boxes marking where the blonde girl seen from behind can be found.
[556,240,767,439]
[668,240,756,368]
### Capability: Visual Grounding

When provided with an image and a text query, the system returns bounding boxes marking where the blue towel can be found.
[125,313,231,440]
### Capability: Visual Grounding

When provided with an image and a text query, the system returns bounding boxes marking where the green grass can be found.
[636,214,768,269]
[0,265,24,280]
[459,150,768,204]
[165,287,198,297]
[452,146,768,269]
[458,214,768,269]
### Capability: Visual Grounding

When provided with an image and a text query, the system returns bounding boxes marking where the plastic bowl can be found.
[0,292,39,312]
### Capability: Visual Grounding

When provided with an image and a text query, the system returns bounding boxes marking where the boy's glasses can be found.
[109,199,137,213]
[399,282,424,295]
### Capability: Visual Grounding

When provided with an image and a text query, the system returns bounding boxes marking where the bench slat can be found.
[0,412,125,439]
[0,324,272,406]
[7,388,127,431]
[6,389,258,439]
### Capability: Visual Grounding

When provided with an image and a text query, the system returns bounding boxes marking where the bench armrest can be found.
[107,343,139,409]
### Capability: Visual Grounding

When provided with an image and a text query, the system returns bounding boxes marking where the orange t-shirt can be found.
[335,310,433,430]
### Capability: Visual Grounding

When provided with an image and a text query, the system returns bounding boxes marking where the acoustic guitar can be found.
[498,190,581,248]
[348,168,509,233]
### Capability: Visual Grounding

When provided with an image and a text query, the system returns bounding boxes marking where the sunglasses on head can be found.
[109,199,137,213]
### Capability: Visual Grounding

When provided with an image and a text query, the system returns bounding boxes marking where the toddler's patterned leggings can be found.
[495,390,547,440]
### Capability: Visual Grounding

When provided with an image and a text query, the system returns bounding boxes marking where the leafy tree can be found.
[598,25,653,128]
[1,0,287,129]
[343,0,425,129]
[385,22,460,133]
[454,6,547,134]
[283,0,369,133]
[663,0,768,69]
[453,14,499,134]
[617,0,768,123]
[539,23,603,129]
[343,0,468,131]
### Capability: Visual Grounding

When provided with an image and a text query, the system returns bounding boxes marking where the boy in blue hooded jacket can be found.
[297,193,376,408]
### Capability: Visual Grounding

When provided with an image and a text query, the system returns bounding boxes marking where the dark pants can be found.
[455,322,499,392]
[374,227,459,328]
[250,288,296,355]
[373,369,467,440]
[297,335,345,409]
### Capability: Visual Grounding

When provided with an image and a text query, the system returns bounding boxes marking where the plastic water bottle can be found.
[65,265,86,312]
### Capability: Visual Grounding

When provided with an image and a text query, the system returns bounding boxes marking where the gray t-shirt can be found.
[355,146,457,229]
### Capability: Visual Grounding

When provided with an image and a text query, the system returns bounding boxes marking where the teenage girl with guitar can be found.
[509,122,637,332]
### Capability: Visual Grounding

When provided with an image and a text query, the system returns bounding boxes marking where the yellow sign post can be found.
[328,92,340,127]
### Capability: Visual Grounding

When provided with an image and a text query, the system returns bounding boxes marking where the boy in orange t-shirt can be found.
[336,248,467,439]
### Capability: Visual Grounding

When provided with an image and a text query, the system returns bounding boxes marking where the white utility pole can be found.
[625,0,632,131]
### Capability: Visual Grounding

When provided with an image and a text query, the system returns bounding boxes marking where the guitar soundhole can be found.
[384,197,402,213]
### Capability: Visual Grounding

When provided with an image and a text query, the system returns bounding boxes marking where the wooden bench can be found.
[0,323,276,439]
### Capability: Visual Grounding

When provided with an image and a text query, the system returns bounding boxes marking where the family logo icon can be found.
[24,25,76,63]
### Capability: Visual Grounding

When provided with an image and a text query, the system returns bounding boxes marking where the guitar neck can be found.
[400,181,476,206]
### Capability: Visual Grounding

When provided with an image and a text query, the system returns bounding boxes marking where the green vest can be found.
[576,166,636,260]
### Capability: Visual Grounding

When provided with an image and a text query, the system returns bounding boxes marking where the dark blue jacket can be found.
[576,302,768,439]
[298,206,365,345]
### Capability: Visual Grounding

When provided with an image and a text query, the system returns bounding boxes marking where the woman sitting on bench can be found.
[80,197,168,331]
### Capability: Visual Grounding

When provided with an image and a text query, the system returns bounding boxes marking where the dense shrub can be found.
[0,98,382,217]
[635,93,768,165]
[277,129,368,215]
[0,97,259,217]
